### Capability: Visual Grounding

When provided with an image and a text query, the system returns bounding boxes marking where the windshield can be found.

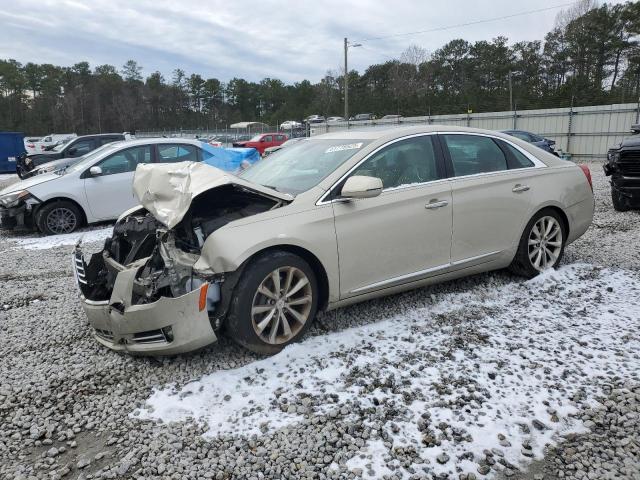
[239,138,371,195]
[249,135,263,142]
[53,139,72,152]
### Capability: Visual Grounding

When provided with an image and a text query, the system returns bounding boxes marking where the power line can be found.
[355,1,578,43]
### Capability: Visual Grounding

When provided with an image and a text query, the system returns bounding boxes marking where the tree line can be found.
[0,0,638,135]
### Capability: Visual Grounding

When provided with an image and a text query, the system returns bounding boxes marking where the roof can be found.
[230,122,270,129]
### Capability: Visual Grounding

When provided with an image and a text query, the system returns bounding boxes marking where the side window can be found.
[443,135,508,176]
[500,141,535,169]
[350,136,440,189]
[263,136,272,142]
[97,145,151,175]
[99,137,120,146]
[69,139,95,157]
[157,144,199,163]
[276,135,285,142]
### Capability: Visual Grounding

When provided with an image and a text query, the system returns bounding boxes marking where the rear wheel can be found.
[226,251,318,354]
[35,201,83,235]
[611,188,629,212]
[509,209,566,278]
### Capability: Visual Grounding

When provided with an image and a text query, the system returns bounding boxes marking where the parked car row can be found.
[60,125,595,357]
[0,138,261,234]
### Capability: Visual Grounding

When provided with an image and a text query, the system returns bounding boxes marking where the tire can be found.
[509,208,566,279]
[16,165,26,179]
[226,251,318,354]
[35,201,83,235]
[611,188,629,212]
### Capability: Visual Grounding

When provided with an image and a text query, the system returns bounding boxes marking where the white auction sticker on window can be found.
[325,142,363,154]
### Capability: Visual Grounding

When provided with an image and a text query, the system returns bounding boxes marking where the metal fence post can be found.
[636,96,640,123]
[567,96,575,154]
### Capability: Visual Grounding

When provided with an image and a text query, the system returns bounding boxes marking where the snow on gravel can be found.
[0,173,17,181]
[4,226,112,250]
[134,263,640,478]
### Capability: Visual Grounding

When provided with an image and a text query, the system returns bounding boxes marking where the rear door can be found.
[332,134,452,297]
[83,145,152,220]
[440,133,537,265]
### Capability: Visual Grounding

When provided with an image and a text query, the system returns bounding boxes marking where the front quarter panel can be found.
[193,203,340,302]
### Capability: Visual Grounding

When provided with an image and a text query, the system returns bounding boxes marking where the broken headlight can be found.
[0,190,30,208]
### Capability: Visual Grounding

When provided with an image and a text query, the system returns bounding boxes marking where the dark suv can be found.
[604,124,640,211]
[17,133,127,179]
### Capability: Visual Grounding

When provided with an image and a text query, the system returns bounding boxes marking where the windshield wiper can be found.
[261,184,280,192]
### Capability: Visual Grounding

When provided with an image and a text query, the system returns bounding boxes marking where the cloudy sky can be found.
[0,0,625,83]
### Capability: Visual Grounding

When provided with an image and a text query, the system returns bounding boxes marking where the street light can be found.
[344,38,362,121]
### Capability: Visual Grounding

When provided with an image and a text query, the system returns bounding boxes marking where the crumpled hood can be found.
[132,161,292,229]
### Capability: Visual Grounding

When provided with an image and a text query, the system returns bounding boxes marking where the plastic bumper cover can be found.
[80,288,217,355]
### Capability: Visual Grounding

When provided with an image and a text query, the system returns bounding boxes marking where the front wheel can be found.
[35,201,83,235]
[226,251,318,354]
[509,209,566,278]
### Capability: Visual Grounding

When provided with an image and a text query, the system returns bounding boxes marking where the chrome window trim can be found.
[316,131,546,206]
[316,132,441,206]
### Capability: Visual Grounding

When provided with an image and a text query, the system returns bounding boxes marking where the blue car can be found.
[501,130,559,156]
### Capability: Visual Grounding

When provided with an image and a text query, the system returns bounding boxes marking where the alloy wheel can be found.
[46,207,77,234]
[251,266,313,345]
[528,215,562,271]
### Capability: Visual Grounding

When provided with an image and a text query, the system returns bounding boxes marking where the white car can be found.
[37,133,77,152]
[280,120,302,130]
[0,138,219,235]
[326,116,346,123]
[23,137,42,155]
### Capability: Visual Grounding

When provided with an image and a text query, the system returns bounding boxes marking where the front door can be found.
[83,145,152,220]
[332,135,452,298]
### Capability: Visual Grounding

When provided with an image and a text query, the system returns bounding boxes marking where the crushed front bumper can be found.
[0,204,33,229]
[73,250,218,355]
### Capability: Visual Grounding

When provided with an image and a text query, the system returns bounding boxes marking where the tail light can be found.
[27,143,34,148]
[198,283,209,312]
[579,164,592,191]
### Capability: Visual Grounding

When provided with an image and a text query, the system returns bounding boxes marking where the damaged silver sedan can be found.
[73,126,594,355]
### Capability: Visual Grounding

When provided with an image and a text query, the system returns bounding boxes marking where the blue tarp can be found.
[201,145,260,173]
[0,132,25,173]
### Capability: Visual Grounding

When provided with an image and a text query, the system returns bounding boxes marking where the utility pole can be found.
[344,38,361,121]
[508,71,513,112]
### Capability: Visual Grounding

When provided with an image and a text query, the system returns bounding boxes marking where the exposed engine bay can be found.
[75,184,283,320]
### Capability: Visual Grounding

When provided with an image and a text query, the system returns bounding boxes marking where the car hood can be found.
[132,161,293,229]
[33,158,77,173]
[0,171,60,196]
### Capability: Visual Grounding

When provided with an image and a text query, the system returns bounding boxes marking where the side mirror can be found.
[546,138,556,146]
[89,166,103,176]
[260,138,266,142]
[68,147,78,156]
[341,175,383,199]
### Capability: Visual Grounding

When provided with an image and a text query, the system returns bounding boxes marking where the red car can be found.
[233,133,288,155]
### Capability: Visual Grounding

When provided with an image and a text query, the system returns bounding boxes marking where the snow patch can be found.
[6,226,112,250]
[134,264,640,478]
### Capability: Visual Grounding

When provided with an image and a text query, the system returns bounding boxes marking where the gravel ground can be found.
[0,162,639,480]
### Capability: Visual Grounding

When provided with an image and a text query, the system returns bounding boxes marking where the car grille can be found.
[95,328,114,342]
[618,151,640,176]
[132,328,172,344]
[73,252,87,285]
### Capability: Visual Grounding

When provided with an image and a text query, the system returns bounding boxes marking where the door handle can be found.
[425,199,449,209]
[512,184,530,193]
